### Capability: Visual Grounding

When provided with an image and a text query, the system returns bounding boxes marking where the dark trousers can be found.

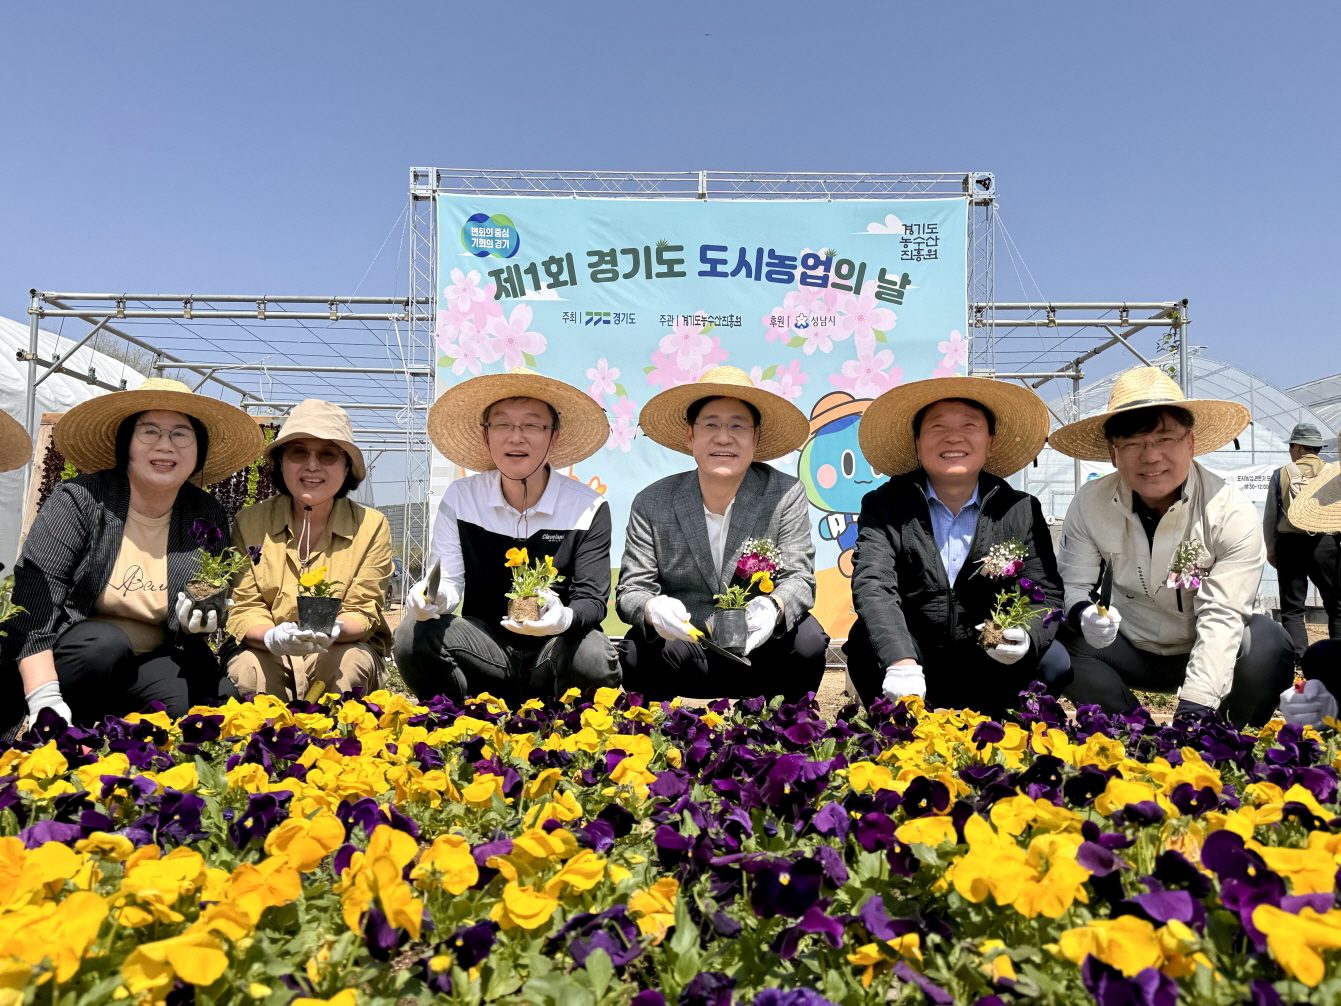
[394,614,620,706]
[1060,614,1294,727]
[618,613,829,704]
[54,619,236,725]
[1300,638,1341,694]
[842,616,1072,719]
[1276,532,1341,658]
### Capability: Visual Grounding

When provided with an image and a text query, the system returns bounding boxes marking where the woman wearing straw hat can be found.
[394,369,620,706]
[1050,366,1292,726]
[0,379,263,733]
[225,399,393,701]
[616,366,827,702]
[841,377,1067,717]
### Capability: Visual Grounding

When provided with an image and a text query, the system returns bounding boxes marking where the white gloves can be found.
[175,592,233,634]
[1280,679,1339,727]
[501,589,573,637]
[978,624,1029,665]
[264,621,342,656]
[25,680,72,724]
[744,596,779,655]
[1079,604,1122,649]
[646,595,696,643]
[882,664,926,703]
[408,576,460,621]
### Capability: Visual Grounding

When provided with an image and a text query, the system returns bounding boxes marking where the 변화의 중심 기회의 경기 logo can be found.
[461,212,520,258]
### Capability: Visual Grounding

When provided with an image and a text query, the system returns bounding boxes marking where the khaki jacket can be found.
[1058,461,1265,710]
[228,495,394,654]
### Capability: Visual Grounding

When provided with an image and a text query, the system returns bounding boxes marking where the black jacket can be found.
[847,469,1063,668]
[1,470,229,726]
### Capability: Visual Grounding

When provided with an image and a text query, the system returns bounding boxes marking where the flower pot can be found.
[185,581,229,624]
[508,596,541,623]
[709,607,748,654]
[297,595,342,635]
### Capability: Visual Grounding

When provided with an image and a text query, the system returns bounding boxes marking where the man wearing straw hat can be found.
[1050,366,1293,726]
[616,366,827,702]
[1262,423,1340,660]
[393,368,620,705]
[842,377,1068,717]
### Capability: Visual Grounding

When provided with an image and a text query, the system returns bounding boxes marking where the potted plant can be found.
[297,565,344,635]
[504,547,564,624]
[978,576,1062,649]
[185,547,250,623]
[0,564,23,638]
[709,538,781,654]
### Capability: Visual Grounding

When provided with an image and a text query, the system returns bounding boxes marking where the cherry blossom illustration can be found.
[585,358,622,402]
[467,281,504,333]
[761,287,843,347]
[748,359,810,401]
[836,290,897,356]
[658,314,715,370]
[931,330,969,378]
[485,303,547,369]
[829,348,903,399]
[443,268,487,315]
[439,319,501,377]
[603,395,639,452]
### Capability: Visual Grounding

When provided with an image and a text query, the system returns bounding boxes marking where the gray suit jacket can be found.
[616,463,816,632]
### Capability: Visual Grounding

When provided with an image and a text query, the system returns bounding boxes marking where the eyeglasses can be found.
[483,422,553,438]
[286,446,346,466]
[134,424,196,448]
[693,422,756,438]
[1111,431,1191,458]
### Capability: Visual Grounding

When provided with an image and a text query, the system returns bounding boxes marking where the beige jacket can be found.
[1058,461,1266,710]
[228,495,394,654]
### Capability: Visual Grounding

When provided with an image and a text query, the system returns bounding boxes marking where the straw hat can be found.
[54,378,265,486]
[1284,462,1341,533]
[266,399,366,481]
[1048,367,1250,462]
[857,376,1050,477]
[0,409,32,474]
[638,366,809,462]
[428,367,608,471]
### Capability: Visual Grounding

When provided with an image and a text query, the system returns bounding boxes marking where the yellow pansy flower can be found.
[505,547,528,568]
[298,565,329,589]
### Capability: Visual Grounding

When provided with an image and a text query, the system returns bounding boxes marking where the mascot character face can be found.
[798,392,887,576]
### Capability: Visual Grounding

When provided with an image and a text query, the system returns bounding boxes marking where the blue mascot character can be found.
[798,391,888,577]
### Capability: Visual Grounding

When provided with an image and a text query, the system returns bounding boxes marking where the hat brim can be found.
[0,409,32,474]
[638,381,809,461]
[857,377,1051,477]
[1283,461,1341,533]
[428,372,608,471]
[54,389,266,486]
[1048,398,1251,461]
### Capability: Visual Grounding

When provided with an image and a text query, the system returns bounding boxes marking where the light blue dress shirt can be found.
[925,483,981,583]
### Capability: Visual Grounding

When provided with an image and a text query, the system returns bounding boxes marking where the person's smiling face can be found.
[685,396,759,479]
[1108,413,1195,506]
[128,409,198,493]
[281,438,349,508]
[915,399,994,481]
[482,397,558,481]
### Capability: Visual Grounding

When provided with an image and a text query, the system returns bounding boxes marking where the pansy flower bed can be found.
[2,684,1341,1005]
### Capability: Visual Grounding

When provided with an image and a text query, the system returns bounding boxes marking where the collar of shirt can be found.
[486,466,560,518]
[1131,481,1187,549]
[924,482,981,583]
[925,481,980,517]
[276,497,359,541]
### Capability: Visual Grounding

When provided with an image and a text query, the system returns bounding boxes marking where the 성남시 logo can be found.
[461,213,520,259]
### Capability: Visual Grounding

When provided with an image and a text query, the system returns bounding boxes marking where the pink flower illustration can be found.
[645,336,728,390]
[612,395,637,420]
[761,288,843,343]
[436,308,470,352]
[837,291,897,355]
[441,319,502,376]
[444,268,487,315]
[485,304,547,369]
[586,358,620,402]
[749,360,810,401]
[797,327,839,356]
[467,281,504,332]
[658,315,713,370]
[829,349,902,398]
[938,330,968,369]
[606,418,636,452]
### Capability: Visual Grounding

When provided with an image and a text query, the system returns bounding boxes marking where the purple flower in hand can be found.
[189,519,222,549]
[247,544,263,565]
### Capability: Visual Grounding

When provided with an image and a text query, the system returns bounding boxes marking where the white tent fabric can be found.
[0,315,145,569]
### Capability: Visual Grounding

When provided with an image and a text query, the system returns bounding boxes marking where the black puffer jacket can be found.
[846,469,1063,668]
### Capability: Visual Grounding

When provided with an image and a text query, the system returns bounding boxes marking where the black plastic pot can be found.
[709,607,748,654]
[185,583,230,624]
[297,596,342,635]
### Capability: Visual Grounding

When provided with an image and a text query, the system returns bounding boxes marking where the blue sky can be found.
[1,1,1336,392]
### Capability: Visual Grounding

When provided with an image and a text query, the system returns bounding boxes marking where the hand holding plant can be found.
[979,576,1062,649]
[504,548,565,623]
